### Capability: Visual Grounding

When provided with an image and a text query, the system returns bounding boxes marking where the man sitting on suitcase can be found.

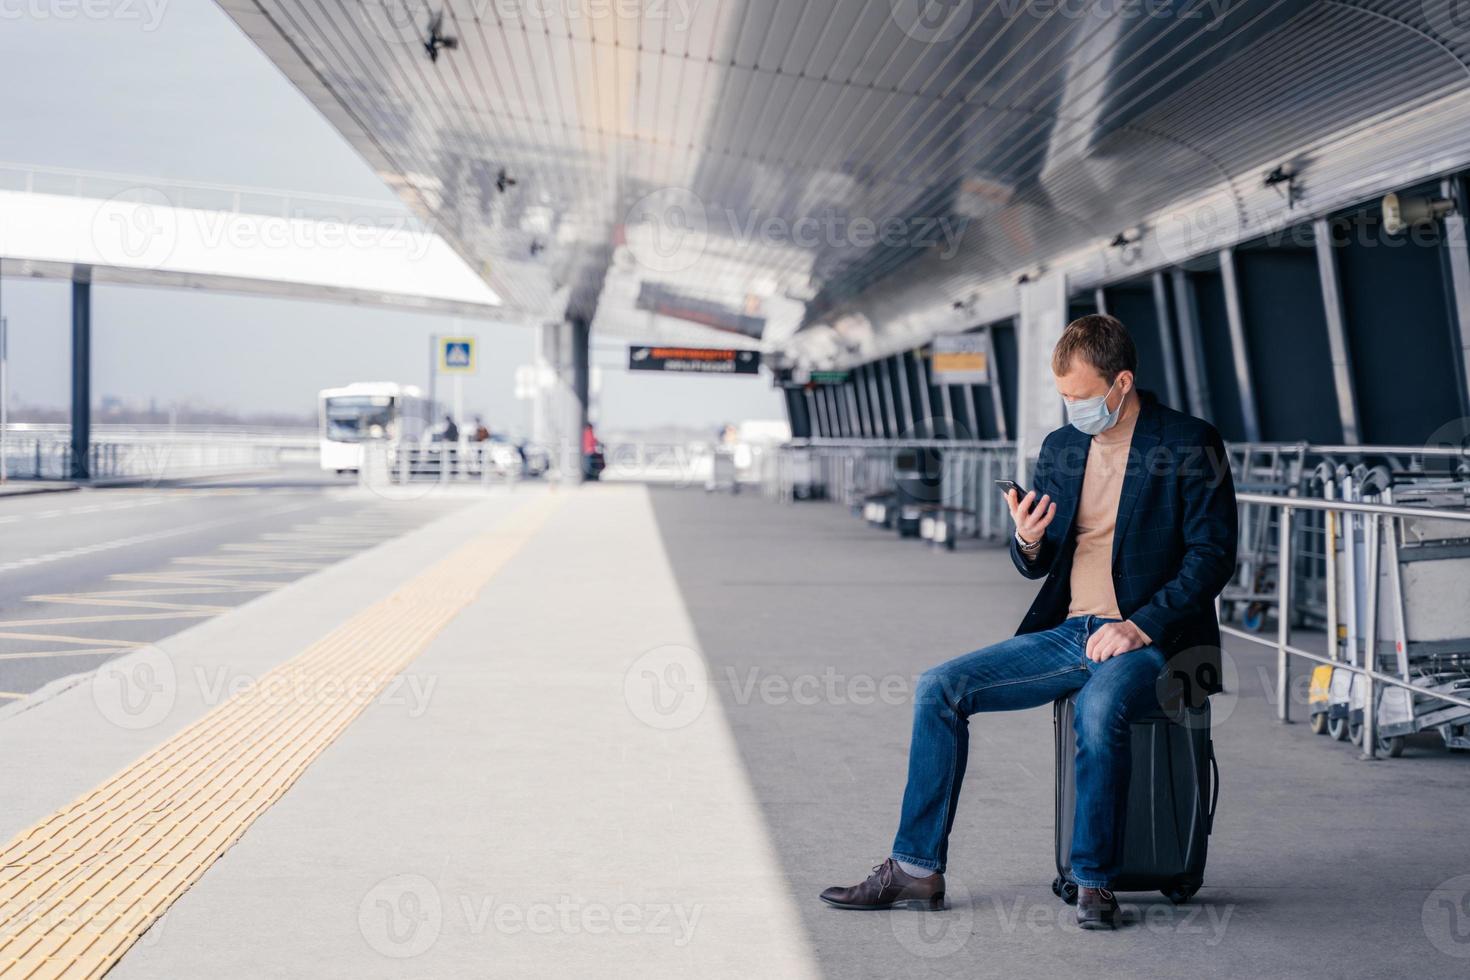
[820,314,1236,929]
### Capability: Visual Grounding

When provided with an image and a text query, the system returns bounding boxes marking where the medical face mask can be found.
[1065,377,1122,436]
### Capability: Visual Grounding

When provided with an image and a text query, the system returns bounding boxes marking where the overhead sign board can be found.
[438,336,477,374]
[931,333,990,384]
[628,346,760,375]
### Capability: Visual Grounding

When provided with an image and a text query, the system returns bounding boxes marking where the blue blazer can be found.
[1009,392,1237,694]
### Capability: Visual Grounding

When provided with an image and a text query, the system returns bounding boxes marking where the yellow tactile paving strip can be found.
[0,494,561,979]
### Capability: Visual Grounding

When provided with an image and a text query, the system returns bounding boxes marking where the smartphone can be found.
[994,479,1028,499]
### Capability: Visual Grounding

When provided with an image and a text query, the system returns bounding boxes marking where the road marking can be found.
[0,496,170,526]
[0,503,312,576]
[0,647,131,661]
[0,494,561,978]
[0,691,22,700]
[0,632,145,648]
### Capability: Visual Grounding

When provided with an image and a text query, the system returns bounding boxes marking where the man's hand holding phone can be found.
[1003,483,1056,551]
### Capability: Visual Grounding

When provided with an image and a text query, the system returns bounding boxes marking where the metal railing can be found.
[1224,492,1470,760]
[767,439,1018,540]
[0,424,317,482]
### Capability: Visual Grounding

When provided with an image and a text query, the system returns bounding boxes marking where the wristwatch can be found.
[1016,531,1042,555]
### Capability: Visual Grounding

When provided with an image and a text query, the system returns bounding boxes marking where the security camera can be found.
[1382,192,1452,235]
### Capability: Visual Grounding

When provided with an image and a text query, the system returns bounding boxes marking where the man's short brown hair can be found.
[1051,314,1138,382]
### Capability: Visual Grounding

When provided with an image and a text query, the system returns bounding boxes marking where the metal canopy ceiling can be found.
[219,0,1470,364]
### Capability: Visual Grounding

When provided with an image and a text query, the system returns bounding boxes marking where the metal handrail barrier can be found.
[1224,491,1470,760]
[769,439,1018,540]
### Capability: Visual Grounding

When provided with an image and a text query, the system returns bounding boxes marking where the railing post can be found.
[1276,503,1293,723]
[1360,513,1381,760]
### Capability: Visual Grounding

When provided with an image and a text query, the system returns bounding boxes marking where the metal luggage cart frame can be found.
[1226,491,1470,760]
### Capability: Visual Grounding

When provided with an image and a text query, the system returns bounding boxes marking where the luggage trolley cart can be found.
[1369,480,1470,755]
[706,446,740,493]
[1222,444,1308,631]
[1315,465,1391,743]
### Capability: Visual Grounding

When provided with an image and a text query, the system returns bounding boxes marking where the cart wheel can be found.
[1310,712,1328,735]
[1349,719,1363,746]
[1328,715,1350,741]
[1242,603,1266,632]
[1163,879,1201,905]
[1378,734,1405,758]
[1051,876,1078,905]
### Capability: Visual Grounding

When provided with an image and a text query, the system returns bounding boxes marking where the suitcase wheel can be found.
[1163,879,1201,905]
[1051,876,1078,905]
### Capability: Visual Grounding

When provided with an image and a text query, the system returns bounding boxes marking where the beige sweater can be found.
[1066,398,1139,620]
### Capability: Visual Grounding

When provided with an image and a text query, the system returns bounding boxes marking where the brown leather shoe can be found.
[819,859,945,911]
[1076,886,1119,929]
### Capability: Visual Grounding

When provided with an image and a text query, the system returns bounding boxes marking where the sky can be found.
[0,0,783,432]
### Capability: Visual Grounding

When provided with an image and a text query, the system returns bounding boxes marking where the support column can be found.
[1219,248,1262,442]
[1440,176,1470,420]
[1151,270,1183,410]
[71,272,92,480]
[893,353,915,436]
[569,316,590,482]
[984,323,1009,441]
[540,317,589,484]
[880,357,901,435]
[1313,218,1359,443]
[1171,268,1211,421]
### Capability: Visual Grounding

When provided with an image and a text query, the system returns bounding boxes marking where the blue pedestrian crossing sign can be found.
[439,336,477,374]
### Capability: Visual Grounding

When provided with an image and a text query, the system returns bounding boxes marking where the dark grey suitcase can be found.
[1051,691,1218,905]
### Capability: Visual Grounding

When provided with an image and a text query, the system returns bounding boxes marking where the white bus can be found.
[318,382,427,473]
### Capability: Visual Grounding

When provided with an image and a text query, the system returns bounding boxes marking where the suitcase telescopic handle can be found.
[1207,740,1220,835]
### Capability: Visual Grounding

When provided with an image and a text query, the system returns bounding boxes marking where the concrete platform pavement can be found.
[2,484,1468,978]
[1,484,816,979]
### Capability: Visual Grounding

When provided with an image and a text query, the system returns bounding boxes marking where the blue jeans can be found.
[891,616,1165,888]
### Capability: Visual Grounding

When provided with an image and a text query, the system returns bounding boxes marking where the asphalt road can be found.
[0,467,470,704]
